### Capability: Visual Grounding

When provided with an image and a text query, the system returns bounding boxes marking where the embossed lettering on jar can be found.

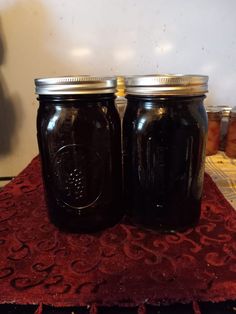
[123,74,208,232]
[35,76,122,233]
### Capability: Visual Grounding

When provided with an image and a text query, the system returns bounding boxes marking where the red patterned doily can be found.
[0,156,235,308]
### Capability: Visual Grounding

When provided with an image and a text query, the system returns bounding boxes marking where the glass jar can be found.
[35,76,123,233]
[123,74,208,232]
[206,107,222,156]
[219,106,232,150]
[225,107,236,158]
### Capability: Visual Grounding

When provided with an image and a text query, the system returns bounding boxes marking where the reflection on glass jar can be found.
[225,107,236,158]
[206,108,222,156]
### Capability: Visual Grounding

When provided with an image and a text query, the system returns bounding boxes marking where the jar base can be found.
[47,204,124,234]
[126,216,200,234]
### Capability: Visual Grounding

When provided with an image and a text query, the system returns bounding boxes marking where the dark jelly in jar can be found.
[35,76,123,233]
[123,74,208,232]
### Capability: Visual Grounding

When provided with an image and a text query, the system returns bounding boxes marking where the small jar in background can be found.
[218,106,232,150]
[115,76,127,119]
[225,107,236,158]
[206,108,222,156]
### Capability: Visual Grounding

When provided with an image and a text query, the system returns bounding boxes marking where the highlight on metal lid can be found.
[35,76,117,95]
[125,74,209,96]
[116,76,125,97]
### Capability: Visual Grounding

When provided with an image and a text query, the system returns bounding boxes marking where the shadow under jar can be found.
[35,76,123,233]
[123,74,208,232]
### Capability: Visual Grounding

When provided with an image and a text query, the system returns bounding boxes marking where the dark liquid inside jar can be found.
[37,94,122,233]
[123,95,207,232]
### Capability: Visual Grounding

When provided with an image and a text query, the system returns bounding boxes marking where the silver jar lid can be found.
[206,105,232,118]
[230,106,236,118]
[206,107,222,120]
[35,76,117,95]
[125,74,208,96]
[216,105,232,118]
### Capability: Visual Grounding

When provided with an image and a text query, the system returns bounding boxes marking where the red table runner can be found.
[0,157,236,308]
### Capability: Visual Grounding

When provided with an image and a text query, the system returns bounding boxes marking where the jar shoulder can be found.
[37,102,120,135]
[124,99,207,132]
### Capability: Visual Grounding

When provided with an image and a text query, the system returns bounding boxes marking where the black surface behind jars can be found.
[123,95,208,232]
[37,94,122,233]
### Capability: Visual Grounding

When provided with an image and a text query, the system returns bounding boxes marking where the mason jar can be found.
[35,76,123,233]
[225,107,236,158]
[219,106,232,151]
[123,74,208,232]
[206,107,222,156]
